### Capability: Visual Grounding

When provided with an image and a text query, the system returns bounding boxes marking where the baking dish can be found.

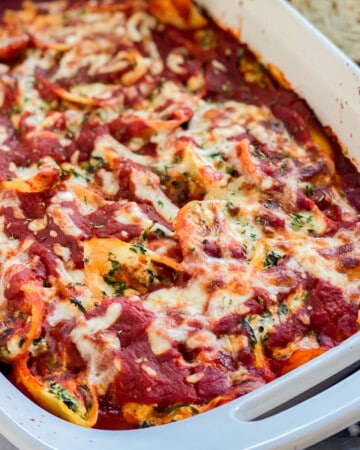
[0,0,360,448]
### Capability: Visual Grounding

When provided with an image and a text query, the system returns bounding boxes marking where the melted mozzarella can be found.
[94,134,153,166]
[70,302,122,394]
[131,167,179,222]
[145,278,207,316]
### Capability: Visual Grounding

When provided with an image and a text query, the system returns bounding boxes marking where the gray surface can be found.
[0,435,16,450]
[308,436,360,450]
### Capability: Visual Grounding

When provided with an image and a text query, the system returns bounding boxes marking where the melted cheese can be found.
[70,302,122,394]
[94,134,153,167]
[130,167,179,222]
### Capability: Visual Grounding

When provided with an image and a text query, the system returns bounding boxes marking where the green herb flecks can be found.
[129,244,147,254]
[289,213,313,231]
[305,185,314,197]
[164,402,199,416]
[102,275,128,296]
[263,250,282,269]
[48,382,79,413]
[108,252,121,276]
[70,298,86,313]
[142,222,155,241]
[242,318,257,347]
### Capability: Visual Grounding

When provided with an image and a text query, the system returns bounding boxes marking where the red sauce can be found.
[194,365,230,403]
[267,316,308,349]
[202,239,222,258]
[66,119,109,161]
[88,203,143,240]
[18,192,51,220]
[56,66,91,90]
[138,203,173,231]
[97,297,155,345]
[206,277,226,294]
[28,241,59,279]
[12,136,66,166]
[154,20,320,148]
[271,103,310,144]
[108,116,153,142]
[115,341,196,408]
[88,298,239,417]
[250,288,275,309]
[308,278,358,342]
[318,243,353,258]
[4,267,42,303]
[0,117,17,180]
[96,394,135,430]
[33,311,87,376]
[0,32,30,61]
[34,69,60,102]
[228,244,246,259]
[0,154,13,181]
[244,297,265,315]
[37,217,85,269]
[3,206,33,241]
[257,213,285,231]
[0,78,19,116]
[296,189,315,211]
[0,116,17,146]
[212,313,243,336]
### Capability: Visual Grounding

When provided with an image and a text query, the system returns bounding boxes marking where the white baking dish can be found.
[0,0,360,449]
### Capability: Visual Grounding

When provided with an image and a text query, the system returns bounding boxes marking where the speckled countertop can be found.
[309,431,360,450]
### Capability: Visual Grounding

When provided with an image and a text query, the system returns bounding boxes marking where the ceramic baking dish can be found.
[0,0,360,449]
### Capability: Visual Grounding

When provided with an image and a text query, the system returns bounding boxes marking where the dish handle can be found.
[232,369,360,449]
